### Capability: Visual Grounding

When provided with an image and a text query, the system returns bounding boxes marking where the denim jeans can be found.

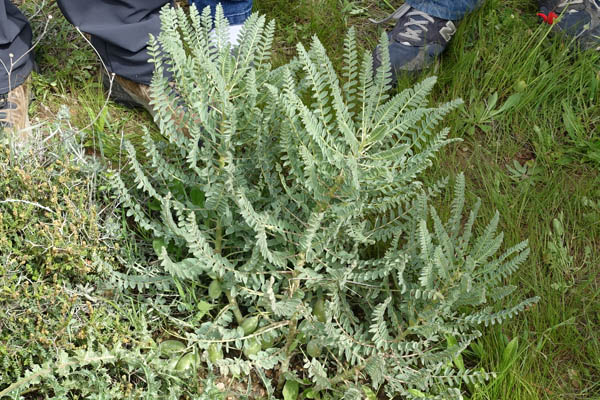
[190,0,253,25]
[405,0,483,20]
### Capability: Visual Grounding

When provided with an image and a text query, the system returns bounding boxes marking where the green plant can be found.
[109,6,538,398]
[0,124,231,399]
[459,91,522,136]
[6,0,599,398]
[0,145,101,281]
[0,128,134,392]
[0,343,229,399]
[506,159,541,185]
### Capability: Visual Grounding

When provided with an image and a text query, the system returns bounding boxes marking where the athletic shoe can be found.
[371,3,458,83]
[539,0,600,50]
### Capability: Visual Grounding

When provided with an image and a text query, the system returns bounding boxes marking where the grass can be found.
[426,3,600,398]
[3,0,599,398]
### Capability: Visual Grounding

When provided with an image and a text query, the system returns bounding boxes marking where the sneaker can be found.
[0,78,31,141]
[102,73,155,118]
[371,4,458,83]
[539,0,600,50]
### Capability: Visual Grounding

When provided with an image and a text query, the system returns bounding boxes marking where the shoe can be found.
[371,4,458,84]
[102,73,155,118]
[539,0,600,50]
[0,78,31,141]
[103,72,199,140]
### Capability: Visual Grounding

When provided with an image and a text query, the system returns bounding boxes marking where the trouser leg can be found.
[56,0,172,86]
[405,0,483,20]
[190,0,253,25]
[0,0,34,95]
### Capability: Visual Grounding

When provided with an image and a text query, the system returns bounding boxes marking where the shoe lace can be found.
[556,0,599,16]
[369,5,436,43]
[0,94,9,126]
[396,10,436,42]
[369,3,412,25]
[557,0,586,11]
[0,93,17,127]
[558,0,583,6]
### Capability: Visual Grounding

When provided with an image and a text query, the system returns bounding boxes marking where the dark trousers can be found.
[1,0,169,94]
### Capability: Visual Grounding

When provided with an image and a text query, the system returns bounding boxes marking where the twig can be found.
[0,198,55,214]
[166,320,290,344]
[68,27,115,137]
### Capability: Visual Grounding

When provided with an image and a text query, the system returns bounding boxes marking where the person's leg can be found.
[0,0,34,95]
[56,0,171,87]
[0,0,33,134]
[190,0,253,26]
[405,0,481,21]
[189,0,253,46]
[55,0,172,115]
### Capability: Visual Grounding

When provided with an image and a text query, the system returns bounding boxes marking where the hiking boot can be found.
[103,72,199,140]
[539,0,600,50]
[0,79,31,141]
[371,4,458,83]
[102,72,155,118]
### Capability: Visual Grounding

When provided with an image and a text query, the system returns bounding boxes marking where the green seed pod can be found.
[240,316,259,335]
[208,343,223,363]
[175,352,199,371]
[208,280,222,300]
[261,334,277,350]
[243,339,261,358]
[313,297,326,323]
[306,340,322,358]
[159,340,186,358]
[167,356,179,370]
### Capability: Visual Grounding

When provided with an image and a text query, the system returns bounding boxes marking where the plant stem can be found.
[277,251,305,391]
[215,219,222,255]
[330,365,365,385]
[277,315,298,391]
[226,290,244,325]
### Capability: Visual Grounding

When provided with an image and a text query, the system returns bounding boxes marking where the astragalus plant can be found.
[113,5,538,398]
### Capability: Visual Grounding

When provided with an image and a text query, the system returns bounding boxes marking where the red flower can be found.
[537,11,559,25]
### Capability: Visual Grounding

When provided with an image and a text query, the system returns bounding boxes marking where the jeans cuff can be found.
[405,0,475,20]
[225,7,252,25]
[190,1,253,26]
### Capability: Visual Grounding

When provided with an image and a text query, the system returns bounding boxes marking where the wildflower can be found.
[537,11,559,25]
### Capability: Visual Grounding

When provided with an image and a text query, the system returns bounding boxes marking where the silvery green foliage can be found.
[113,5,538,398]
[0,343,229,399]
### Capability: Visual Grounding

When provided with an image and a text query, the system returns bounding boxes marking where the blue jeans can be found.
[406,0,483,20]
[190,0,252,25]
